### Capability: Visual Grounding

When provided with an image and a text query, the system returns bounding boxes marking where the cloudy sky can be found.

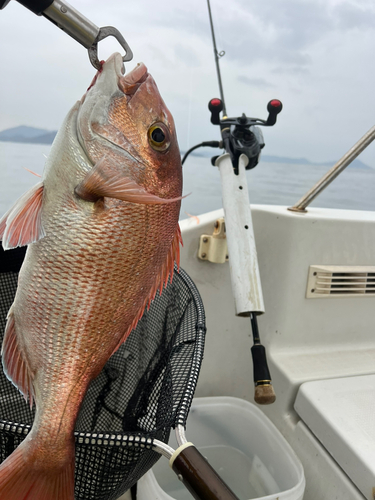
[1,0,375,166]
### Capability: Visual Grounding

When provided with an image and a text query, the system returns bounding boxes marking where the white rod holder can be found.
[216,153,265,316]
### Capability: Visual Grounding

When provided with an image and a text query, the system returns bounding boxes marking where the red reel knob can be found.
[208,98,223,125]
[267,99,283,113]
[209,98,223,111]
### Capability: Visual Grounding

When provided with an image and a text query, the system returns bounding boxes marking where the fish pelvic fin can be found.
[1,312,35,408]
[0,181,45,250]
[75,156,184,205]
[0,433,75,500]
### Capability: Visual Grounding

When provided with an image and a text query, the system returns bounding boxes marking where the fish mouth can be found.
[84,53,149,102]
[104,53,149,99]
[118,62,149,99]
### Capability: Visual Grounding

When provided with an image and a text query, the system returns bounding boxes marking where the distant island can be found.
[261,154,371,170]
[0,125,372,170]
[181,148,372,170]
[0,125,57,145]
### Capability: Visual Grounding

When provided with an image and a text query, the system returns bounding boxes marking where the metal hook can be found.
[88,26,133,70]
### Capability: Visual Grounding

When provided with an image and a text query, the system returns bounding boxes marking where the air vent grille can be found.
[306,266,375,298]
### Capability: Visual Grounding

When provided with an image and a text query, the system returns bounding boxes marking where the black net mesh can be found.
[0,245,206,500]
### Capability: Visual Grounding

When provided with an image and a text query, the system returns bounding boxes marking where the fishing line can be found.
[185,0,197,153]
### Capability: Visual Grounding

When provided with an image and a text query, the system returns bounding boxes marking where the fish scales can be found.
[0,53,182,500]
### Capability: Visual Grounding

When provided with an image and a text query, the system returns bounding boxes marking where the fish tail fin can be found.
[0,435,75,500]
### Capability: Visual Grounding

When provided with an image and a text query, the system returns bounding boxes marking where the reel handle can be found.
[265,99,283,126]
[171,444,239,500]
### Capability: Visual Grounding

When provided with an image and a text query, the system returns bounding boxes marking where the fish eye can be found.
[152,128,165,143]
[148,123,170,152]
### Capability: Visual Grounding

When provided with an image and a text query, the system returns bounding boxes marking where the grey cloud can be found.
[173,44,202,68]
[334,2,375,30]
[165,0,375,73]
[271,65,310,76]
[237,76,275,88]
[181,0,332,74]
[98,0,326,73]
[250,0,332,47]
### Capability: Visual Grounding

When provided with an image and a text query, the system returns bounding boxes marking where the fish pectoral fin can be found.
[111,224,183,357]
[1,312,35,408]
[75,156,183,205]
[148,223,182,307]
[0,181,45,250]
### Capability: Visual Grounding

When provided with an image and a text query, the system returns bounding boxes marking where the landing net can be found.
[0,246,206,500]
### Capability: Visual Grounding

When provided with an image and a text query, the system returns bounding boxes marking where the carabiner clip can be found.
[88,26,133,70]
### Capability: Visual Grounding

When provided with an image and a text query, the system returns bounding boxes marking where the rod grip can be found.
[251,344,276,405]
[171,444,239,500]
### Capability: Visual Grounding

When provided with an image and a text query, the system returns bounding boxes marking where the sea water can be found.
[1,141,374,218]
[0,142,48,217]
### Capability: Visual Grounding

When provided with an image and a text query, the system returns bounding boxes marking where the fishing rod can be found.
[206,0,227,117]
[184,0,283,405]
[0,0,133,69]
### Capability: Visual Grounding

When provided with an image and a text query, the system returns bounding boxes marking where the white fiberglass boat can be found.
[181,203,375,500]
[127,143,375,500]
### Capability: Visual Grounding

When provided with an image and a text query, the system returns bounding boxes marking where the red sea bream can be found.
[0,52,182,500]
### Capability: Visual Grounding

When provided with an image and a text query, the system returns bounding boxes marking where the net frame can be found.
[0,245,206,500]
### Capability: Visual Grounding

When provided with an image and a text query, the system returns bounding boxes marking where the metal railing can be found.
[288,124,375,213]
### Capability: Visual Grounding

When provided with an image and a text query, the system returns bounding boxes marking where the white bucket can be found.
[136,397,305,500]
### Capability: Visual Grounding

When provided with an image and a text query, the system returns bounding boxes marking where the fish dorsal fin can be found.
[1,311,35,408]
[111,223,183,356]
[0,181,45,250]
[75,157,183,205]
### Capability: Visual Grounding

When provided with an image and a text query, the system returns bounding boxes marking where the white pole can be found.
[217,153,265,317]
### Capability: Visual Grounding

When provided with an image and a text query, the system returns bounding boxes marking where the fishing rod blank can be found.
[206,0,227,116]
